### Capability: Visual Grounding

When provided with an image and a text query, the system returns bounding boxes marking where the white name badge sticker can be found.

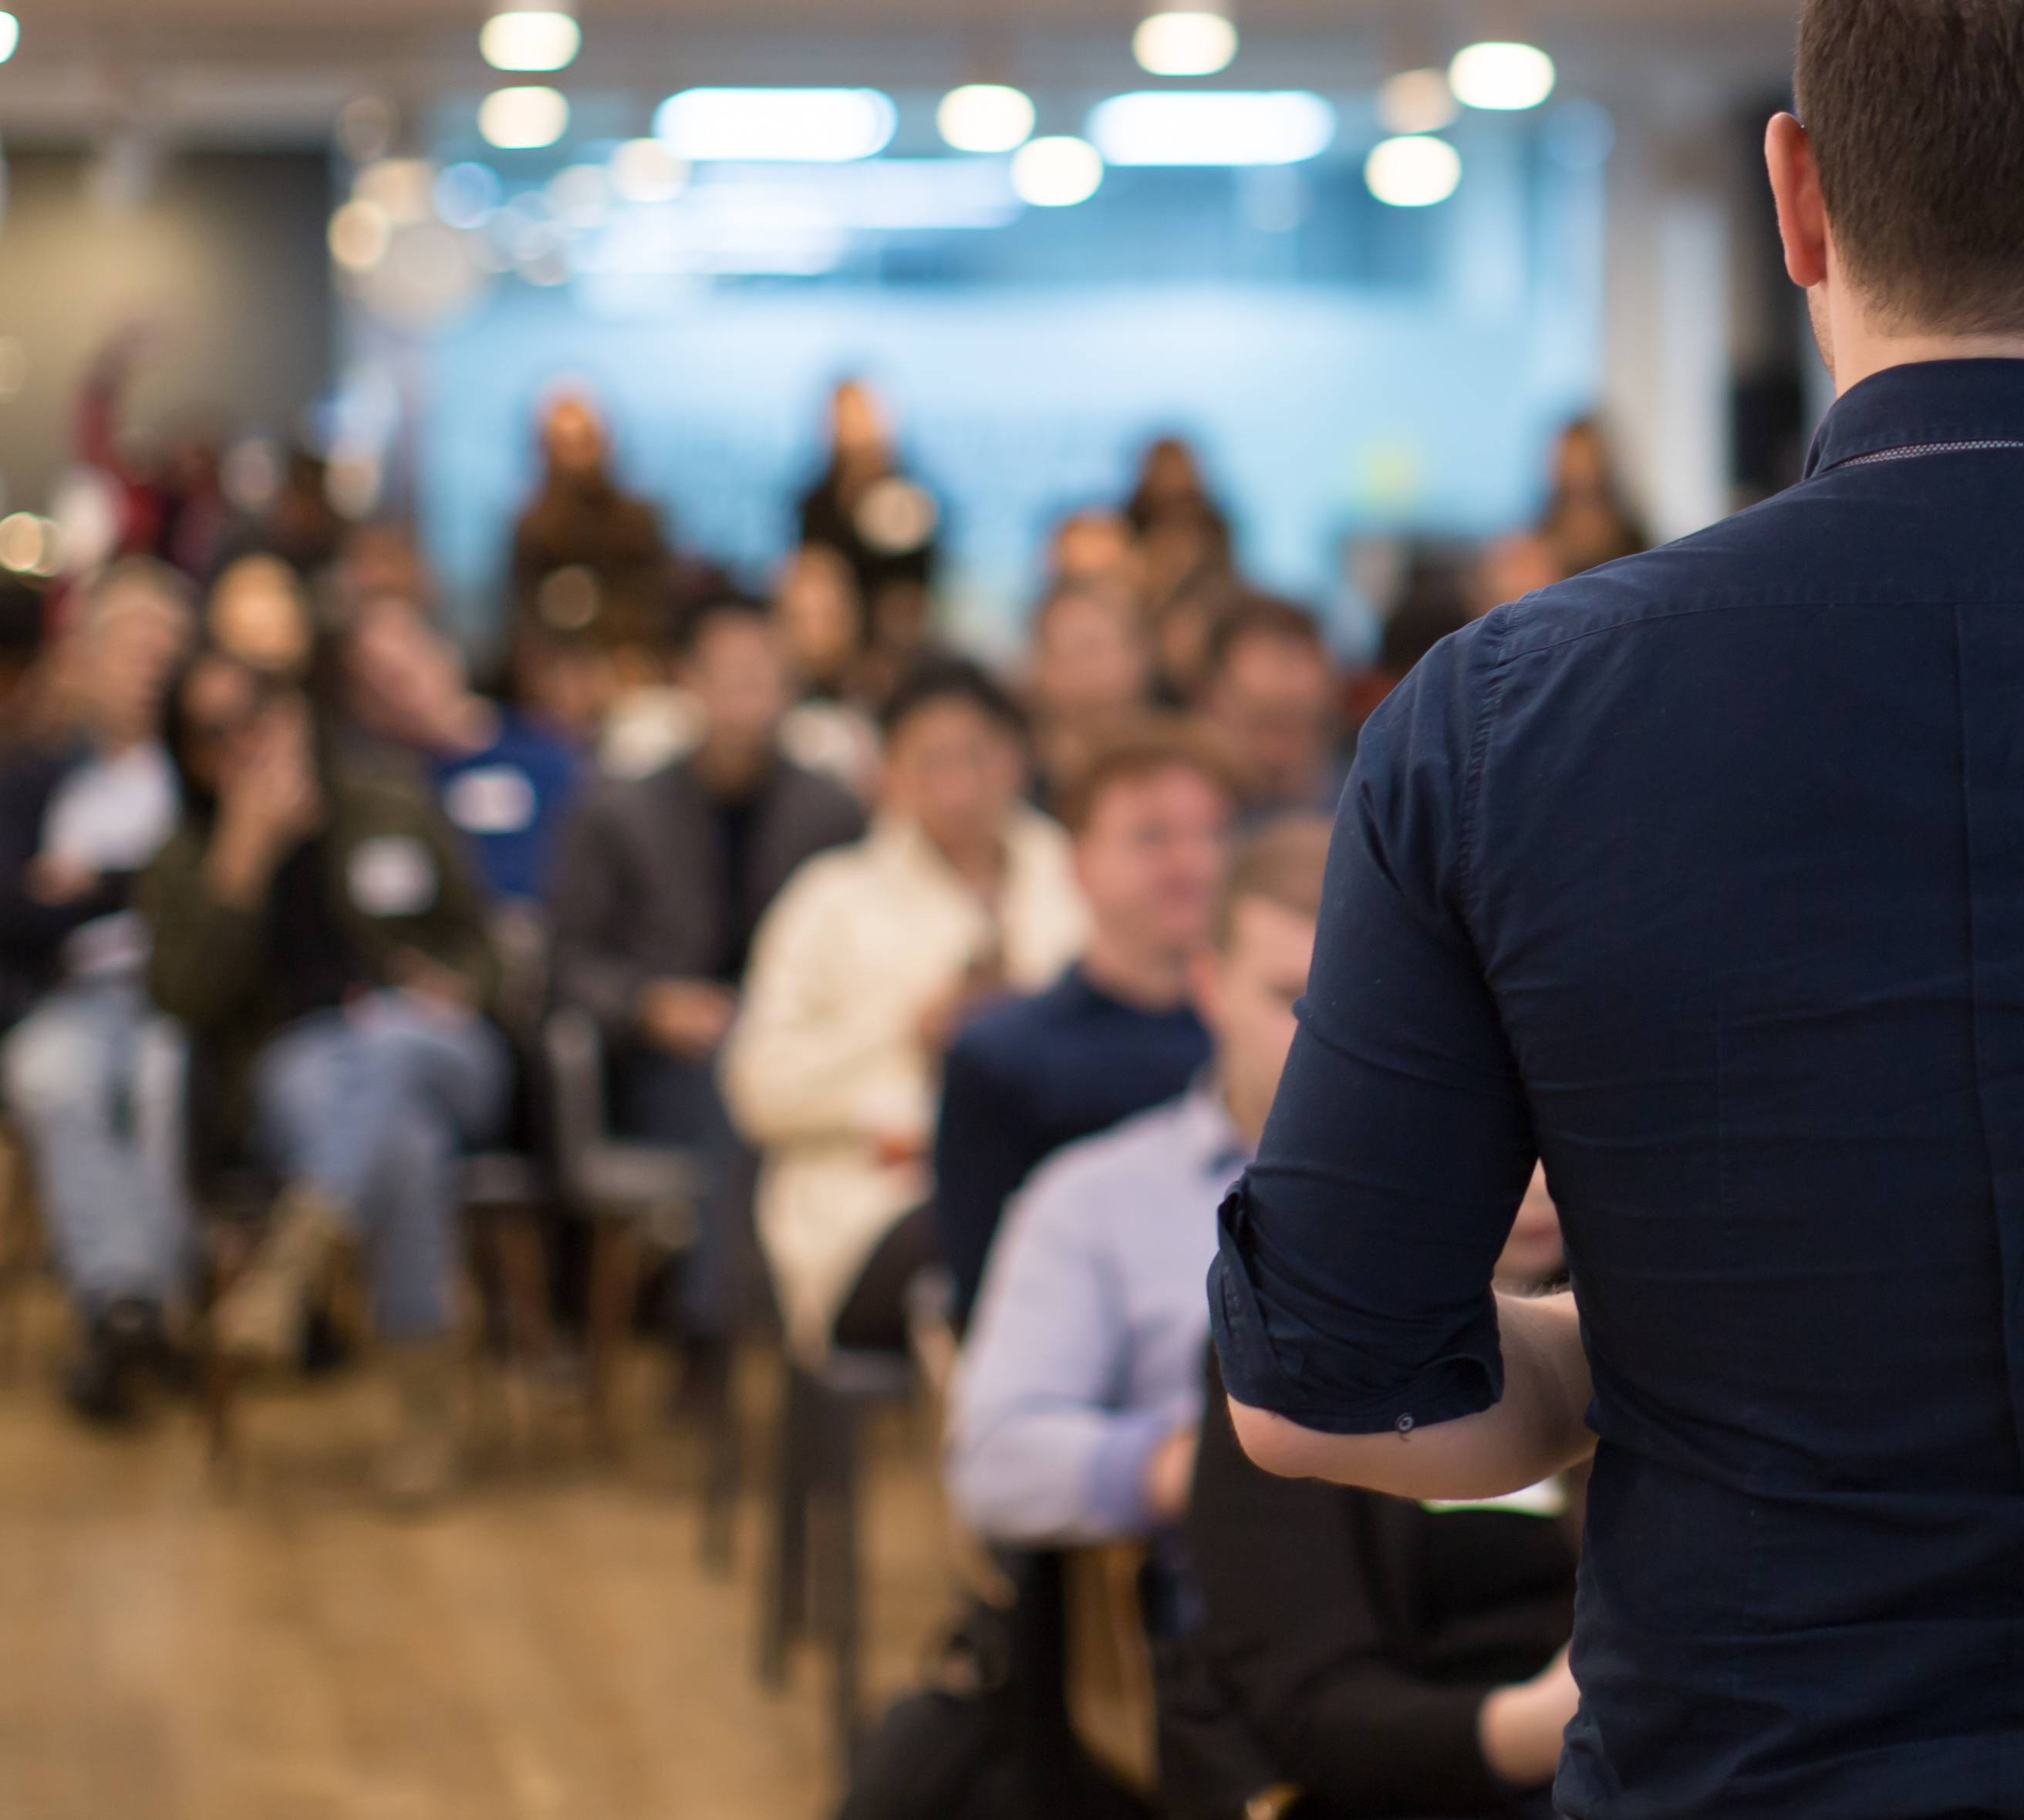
[443,766,538,836]
[348,835,440,918]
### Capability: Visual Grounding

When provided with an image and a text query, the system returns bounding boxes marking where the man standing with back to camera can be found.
[1208,2,2024,1814]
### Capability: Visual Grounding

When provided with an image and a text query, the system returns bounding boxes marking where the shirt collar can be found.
[1174,1075,1253,1182]
[1804,357,2024,478]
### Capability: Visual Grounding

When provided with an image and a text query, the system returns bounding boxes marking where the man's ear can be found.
[1766,111,1829,291]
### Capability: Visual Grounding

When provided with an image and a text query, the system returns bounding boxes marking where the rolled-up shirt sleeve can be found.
[1210,611,1537,1436]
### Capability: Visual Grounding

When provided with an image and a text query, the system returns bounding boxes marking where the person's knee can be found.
[2,1007,106,1128]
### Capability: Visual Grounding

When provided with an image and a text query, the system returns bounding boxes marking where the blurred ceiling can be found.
[0,0,1801,146]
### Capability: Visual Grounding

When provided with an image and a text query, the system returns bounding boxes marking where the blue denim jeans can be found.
[252,994,510,1340]
[1,979,189,1315]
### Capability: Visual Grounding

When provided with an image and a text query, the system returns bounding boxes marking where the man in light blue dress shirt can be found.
[948,817,1330,1546]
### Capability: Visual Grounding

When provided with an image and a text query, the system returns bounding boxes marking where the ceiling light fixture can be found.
[479,85,570,150]
[1088,91,1334,167]
[1365,133,1462,207]
[1010,136,1105,207]
[1448,41,1557,111]
[1132,5,1238,78]
[655,88,898,163]
[481,0,580,73]
[936,83,1037,155]
[0,14,21,63]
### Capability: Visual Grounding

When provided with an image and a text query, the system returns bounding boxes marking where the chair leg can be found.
[492,1209,556,1364]
[758,1362,811,1687]
[824,1394,865,1774]
[700,1347,740,1575]
[585,1218,641,1453]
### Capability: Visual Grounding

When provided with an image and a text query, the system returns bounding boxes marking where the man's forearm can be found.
[1228,1291,1595,1502]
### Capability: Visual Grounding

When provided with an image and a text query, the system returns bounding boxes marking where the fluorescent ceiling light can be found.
[1378,68,1458,135]
[1365,134,1462,207]
[1088,91,1334,167]
[1011,136,1105,207]
[937,83,1036,154]
[654,88,898,163]
[0,14,20,63]
[479,86,570,150]
[1133,9,1239,78]
[480,6,579,73]
[1449,41,1557,111]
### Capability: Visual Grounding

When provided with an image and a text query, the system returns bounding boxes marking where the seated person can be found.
[1024,579,1154,814]
[946,817,1329,1545]
[933,719,1236,1329]
[142,651,508,1505]
[548,595,865,1366]
[1201,597,1345,825]
[332,587,583,907]
[0,561,195,1421]
[721,658,1087,1357]
[1179,1172,1577,1820]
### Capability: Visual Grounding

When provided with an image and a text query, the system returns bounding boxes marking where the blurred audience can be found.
[722,658,1085,1356]
[1177,1171,1575,1820]
[1024,580,1155,813]
[1481,415,1651,606]
[1046,507,1144,596]
[798,379,943,701]
[0,576,53,750]
[143,652,505,1505]
[512,392,669,655]
[550,595,865,1372]
[332,588,583,907]
[772,544,883,800]
[0,561,195,1421]
[946,816,1327,1545]
[1201,597,1342,823]
[933,720,1236,1328]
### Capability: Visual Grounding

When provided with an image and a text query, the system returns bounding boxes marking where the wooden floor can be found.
[0,1293,951,1820]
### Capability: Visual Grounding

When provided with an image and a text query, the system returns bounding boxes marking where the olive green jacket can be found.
[142,775,499,1117]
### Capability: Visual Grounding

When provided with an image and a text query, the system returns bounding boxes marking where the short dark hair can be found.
[1796,0,2024,334]
[1054,716,1243,835]
[1211,814,1332,949]
[879,655,1029,744]
[678,591,773,656]
[1205,593,1327,677]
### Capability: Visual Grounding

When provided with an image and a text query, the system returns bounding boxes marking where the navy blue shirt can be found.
[935,964,1211,1327]
[430,709,582,905]
[1210,360,2024,1818]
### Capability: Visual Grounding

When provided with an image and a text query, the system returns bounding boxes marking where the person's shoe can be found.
[211,1188,356,1367]
[377,1338,461,1512]
[62,1298,167,1426]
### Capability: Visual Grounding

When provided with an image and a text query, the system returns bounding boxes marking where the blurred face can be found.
[686,614,790,760]
[1033,591,1151,724]
[1075,765,1233,962]
[513,634,610,742]
[1498,1164,1567,1289]
[830,382,890,462]
[1050,512,1140,589]
[1141,440,1202,502]
[543,396,609,480]
[1553,423,1609,501]
[208,558,312,677]
[882,697,1026,858]
[344,595,465,747]
[83,586,192,743]
[1192,895,1315,1139]
[1209,633,1334,805]
[177,659,309,796]
[774,547,862,684]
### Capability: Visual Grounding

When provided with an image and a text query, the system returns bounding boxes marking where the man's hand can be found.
[25,853,101,905]
[1478,1645,1579,1789]
[1142,1424,1201,1525]
[205,701,325,909]
[639,979,739,1061]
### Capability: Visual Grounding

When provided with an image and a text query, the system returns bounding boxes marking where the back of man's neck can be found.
[1833,331,2024,396]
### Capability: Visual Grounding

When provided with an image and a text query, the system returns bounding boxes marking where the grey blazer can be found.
[547,751,865,1038]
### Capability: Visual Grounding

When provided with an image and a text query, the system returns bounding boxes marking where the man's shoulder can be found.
[1017,1092,1195,1215]
[1491,486,1829,665]
[949,971,1084,1065]
[768,755,868,836]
